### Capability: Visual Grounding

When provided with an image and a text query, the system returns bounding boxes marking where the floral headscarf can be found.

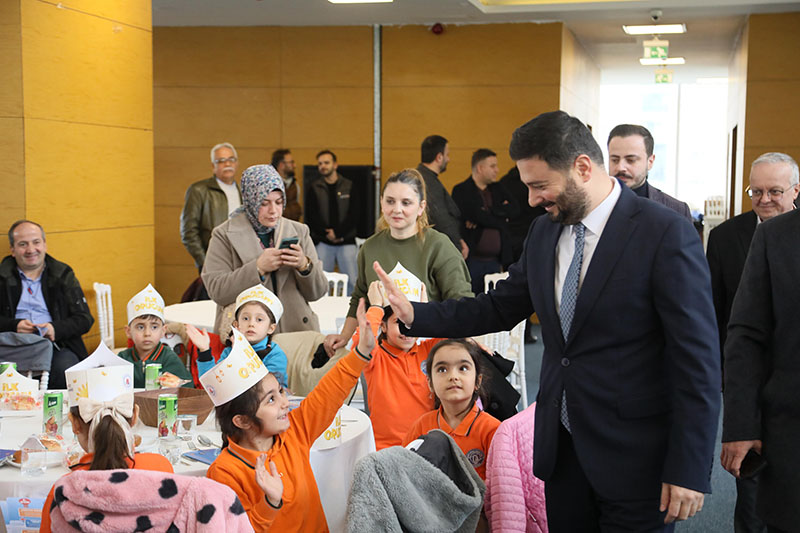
[234,164,286,238]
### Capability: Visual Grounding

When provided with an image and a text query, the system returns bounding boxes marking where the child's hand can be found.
[355,298,376,355]
[367,281,384,308]
[185,324,210,352]
[255,454,283,508]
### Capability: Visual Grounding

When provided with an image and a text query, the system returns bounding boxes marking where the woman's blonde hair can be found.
[376,168,431,238]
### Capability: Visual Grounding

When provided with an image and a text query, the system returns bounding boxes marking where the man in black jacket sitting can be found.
[0,220,94,388]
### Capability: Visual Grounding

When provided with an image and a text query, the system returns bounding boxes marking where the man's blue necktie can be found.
[560,222,585,432]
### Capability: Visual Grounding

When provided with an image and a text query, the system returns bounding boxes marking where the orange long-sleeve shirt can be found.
[206,348,370,532]
[403,403,500,480]
[353,306,439,449]
[40,452,173,533]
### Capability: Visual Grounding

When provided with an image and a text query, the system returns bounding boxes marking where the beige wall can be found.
[153,26,374,304]
[729,12,800,214]
[0,0,153,350]
[559,25,601,132]
[153,22,601,303]
[381,22,566,193]
[742,13,800,211]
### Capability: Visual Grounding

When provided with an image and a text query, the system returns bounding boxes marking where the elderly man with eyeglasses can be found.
[180,142,243,272]
[706,152,799,533]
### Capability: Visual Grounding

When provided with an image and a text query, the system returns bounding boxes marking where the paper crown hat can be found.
[383,261,424,303]
[0,367,38,398]
[64,343,134,407]
[235,284,284,323]
[200,327,270,406]
[126,283,165,324]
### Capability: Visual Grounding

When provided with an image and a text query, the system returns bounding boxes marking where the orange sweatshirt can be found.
[206,349,370,532]
[40,452,173,533]
[353,306,438,449]
[403,403,500,480]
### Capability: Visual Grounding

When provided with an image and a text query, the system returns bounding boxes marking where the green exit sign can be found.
[643,39,669,59]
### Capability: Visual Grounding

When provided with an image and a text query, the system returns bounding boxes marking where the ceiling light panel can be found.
[639,57,686,65]
[623,24,687,35]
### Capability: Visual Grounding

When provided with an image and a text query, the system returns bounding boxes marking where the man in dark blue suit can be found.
[376,111,721,531]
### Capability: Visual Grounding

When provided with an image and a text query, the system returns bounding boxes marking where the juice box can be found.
[145,363,162,390]
[42,392,63,436]
[157,393,178,439]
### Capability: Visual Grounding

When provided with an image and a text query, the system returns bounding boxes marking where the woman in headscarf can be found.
[203,164,328,335]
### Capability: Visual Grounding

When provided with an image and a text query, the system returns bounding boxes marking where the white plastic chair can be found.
[477,319,528,409]
[324,271,349,297]
[484,271,509,292]
[26,370,49,391]
[93,282,115,350]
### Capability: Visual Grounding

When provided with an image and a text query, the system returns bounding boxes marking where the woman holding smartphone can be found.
[203,164,328,335]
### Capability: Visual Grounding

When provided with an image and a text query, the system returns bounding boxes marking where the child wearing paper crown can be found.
[40,345,173,533]
[189,284,288,387]
[350,279,443,450]
[201,298,376,532]
[117,284,193,388]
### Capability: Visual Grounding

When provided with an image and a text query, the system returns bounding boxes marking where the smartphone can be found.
[740,449,767,479]
[279,237,299,249]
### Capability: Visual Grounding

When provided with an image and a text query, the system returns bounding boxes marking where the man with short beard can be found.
[607,124,692,220]
[379,111,720,531]
[272,148,302,221]
[305,150,359,294]
[416,135,469,258]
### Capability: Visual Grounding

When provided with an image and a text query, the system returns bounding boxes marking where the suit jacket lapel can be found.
[538,219,564,349]
[735,210,757,257]
[566,186,639,346]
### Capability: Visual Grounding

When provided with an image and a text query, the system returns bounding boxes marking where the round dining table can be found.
[0,396,374,533]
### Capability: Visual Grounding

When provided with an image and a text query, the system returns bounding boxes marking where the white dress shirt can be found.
[554,177,621,314]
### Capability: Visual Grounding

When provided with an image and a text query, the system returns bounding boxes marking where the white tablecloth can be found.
[164,296,351,337]
[0,401,374,533]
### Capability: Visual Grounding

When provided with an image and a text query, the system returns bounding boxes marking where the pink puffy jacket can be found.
[484,403,548,532]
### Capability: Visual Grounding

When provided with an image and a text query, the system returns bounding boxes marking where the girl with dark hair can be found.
[402,338,501,480]
[205,299,375,532]
[352,280,447,450]
[39,395,173,533]
[323,167,473,356]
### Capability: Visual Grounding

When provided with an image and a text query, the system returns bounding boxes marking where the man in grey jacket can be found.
[607,124,692,220]
[180,142,242,270]
[416,135,469,258]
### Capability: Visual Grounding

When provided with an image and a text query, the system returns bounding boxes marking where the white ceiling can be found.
[152,0,800,83]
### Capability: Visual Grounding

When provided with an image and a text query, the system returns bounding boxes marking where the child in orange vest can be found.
[203,299,375,532]
[354,280,441,449]
[403,338,501,480]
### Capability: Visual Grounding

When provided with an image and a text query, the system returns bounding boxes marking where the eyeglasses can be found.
[746,186,785,200]
[213,157,238,165]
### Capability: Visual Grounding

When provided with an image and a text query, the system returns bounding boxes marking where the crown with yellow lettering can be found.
[235,284,284,323]
[64,343,134,407]
[0,366,38,400]
[384,261,424,303]
[126,283,165,324]
[199,327,269,406]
